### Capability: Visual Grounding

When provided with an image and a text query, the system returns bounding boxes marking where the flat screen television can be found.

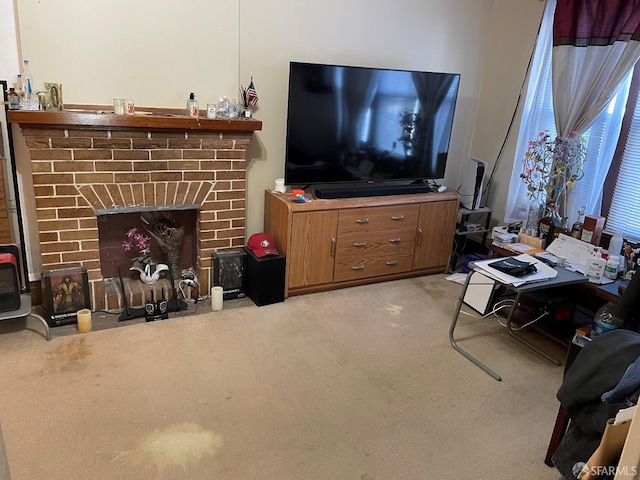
[284,61,461,197]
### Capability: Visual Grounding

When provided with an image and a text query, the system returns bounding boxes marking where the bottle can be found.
[21,59,33,96]
[605,255,621,280]
[590,302,624,338]
[218,97,230,118]
[187,92,199,118]
[571,206,585,239]
[7,88,19,110]
[585,249,607,284]
[229,98,239,118]
[608,232,623,257]
[16,73,24,100]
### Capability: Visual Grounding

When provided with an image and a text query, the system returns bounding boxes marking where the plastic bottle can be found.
[187,92,199,118]
[229,98,239,118]
[590,302,624,338]
[585,249,607,284]
[21,59,33,96]
[605,255,620,280]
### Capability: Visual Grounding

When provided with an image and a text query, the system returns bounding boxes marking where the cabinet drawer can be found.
[338,205,420,234]
[334,253,414,282]
[336,230,416,256]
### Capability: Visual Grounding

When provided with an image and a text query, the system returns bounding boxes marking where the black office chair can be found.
[0,244,49,341]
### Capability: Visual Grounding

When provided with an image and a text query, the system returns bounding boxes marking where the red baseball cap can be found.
[247,233,279,257]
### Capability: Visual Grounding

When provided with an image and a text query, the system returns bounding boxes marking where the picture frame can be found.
[43,266,90,327]
[44,82,63,111]
[212,249,247,300]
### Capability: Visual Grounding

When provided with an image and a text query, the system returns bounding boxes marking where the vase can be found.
[525,199,544,235]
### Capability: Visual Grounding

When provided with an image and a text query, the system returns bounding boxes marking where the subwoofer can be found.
[244,247,285,306]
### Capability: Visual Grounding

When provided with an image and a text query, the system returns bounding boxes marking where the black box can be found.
[244,247,285,306]
[43,266,91,327]
[212,249,247,300]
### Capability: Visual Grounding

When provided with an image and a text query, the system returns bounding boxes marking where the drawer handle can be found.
[355,218,369,224]
[416,228,423,246]
[353,241,367,247]
[331,238,336,257]
[391,215,404,221]
[386,260,399,266]
[351,264,365,270]
[388,238,401,244]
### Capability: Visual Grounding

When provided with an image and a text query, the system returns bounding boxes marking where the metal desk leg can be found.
[28,312,51,341]
[449,272,502,381]
[506,292,560,365]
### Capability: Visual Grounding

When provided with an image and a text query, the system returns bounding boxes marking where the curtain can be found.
[552,0,640,217]
[504,0,557,223]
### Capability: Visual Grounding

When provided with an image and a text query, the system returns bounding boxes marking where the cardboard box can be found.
[581,215,606,246]
[42,267,90,327]
[212,249,247,300]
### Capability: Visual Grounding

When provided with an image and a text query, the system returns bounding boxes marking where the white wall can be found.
[2,0,546,279]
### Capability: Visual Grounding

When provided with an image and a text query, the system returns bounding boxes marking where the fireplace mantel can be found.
[7,106,262,132]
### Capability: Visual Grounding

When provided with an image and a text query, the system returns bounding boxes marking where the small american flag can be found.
[246,79,258,106]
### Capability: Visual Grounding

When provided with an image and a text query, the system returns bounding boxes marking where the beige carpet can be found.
[0,274,566,479]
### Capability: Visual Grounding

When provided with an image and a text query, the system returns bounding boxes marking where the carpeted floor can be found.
[0,274,566,479]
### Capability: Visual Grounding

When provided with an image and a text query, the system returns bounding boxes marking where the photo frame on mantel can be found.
[44,82,63,111]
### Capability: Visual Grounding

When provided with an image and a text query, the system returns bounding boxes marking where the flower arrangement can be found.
[122,228,152,266]
[520,130,587,214]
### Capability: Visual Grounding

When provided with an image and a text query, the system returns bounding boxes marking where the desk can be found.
[449,262,588,381]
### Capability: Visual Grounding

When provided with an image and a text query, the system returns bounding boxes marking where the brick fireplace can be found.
[9,107,262,311]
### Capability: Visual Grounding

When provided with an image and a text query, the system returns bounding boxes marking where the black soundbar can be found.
[313,183,434,199]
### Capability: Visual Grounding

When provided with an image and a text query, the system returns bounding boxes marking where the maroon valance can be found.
[554,0,640,46]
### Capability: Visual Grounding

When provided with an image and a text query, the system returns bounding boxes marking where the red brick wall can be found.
[21,127,251,311]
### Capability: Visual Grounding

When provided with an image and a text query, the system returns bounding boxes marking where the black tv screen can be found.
[284,62,460,187]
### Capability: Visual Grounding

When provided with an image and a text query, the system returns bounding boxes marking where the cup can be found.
[211,286,224,311]
[113,98,125,115]
[124,99,135,115]
[274,178,286,193]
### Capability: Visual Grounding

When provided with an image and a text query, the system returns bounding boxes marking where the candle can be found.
[77,308,92,333]
[211,286,224,311]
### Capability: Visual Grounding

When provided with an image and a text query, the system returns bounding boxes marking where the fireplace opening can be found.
[97,209,198,281]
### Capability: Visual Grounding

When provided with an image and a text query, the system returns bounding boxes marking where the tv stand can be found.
[313,182,433,199]
[264,189,459,298]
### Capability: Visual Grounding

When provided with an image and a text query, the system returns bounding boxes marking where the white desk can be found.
[449,262,588,381]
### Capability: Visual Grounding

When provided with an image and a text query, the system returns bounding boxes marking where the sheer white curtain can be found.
[505,0,632,225]
[504,0,556,223]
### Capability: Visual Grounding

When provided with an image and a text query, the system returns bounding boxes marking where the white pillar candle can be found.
[77,308,92,333]
[211,286,224,311]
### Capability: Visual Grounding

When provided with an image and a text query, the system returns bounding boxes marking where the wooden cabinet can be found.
[264,189,459,298]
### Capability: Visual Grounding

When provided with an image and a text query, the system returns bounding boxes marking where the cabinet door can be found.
[289,211,339,289]
[413,200,458,270]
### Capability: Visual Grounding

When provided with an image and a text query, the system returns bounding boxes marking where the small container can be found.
[274,178,286,193]
[585,255,607,284]
[206,103,217,119]
[113,98,126,115]
[124,99,135,115]
[605,255,621,280]
[229,98,239,118]
[7,88,19,110]
[187,92,199,118]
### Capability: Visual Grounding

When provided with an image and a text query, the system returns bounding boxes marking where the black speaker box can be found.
[244,247,285,306]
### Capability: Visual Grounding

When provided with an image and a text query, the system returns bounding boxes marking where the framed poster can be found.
[43,266,90,327]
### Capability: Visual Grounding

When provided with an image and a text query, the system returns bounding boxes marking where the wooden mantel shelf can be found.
[7,106,262,132]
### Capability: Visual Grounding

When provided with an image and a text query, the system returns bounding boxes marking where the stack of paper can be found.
[472,253,558,287]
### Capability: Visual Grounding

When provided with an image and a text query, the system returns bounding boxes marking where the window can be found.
[505,0,632,230]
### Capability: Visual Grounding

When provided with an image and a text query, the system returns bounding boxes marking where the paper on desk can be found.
[472,253,558,287]
[545,234,595,274]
